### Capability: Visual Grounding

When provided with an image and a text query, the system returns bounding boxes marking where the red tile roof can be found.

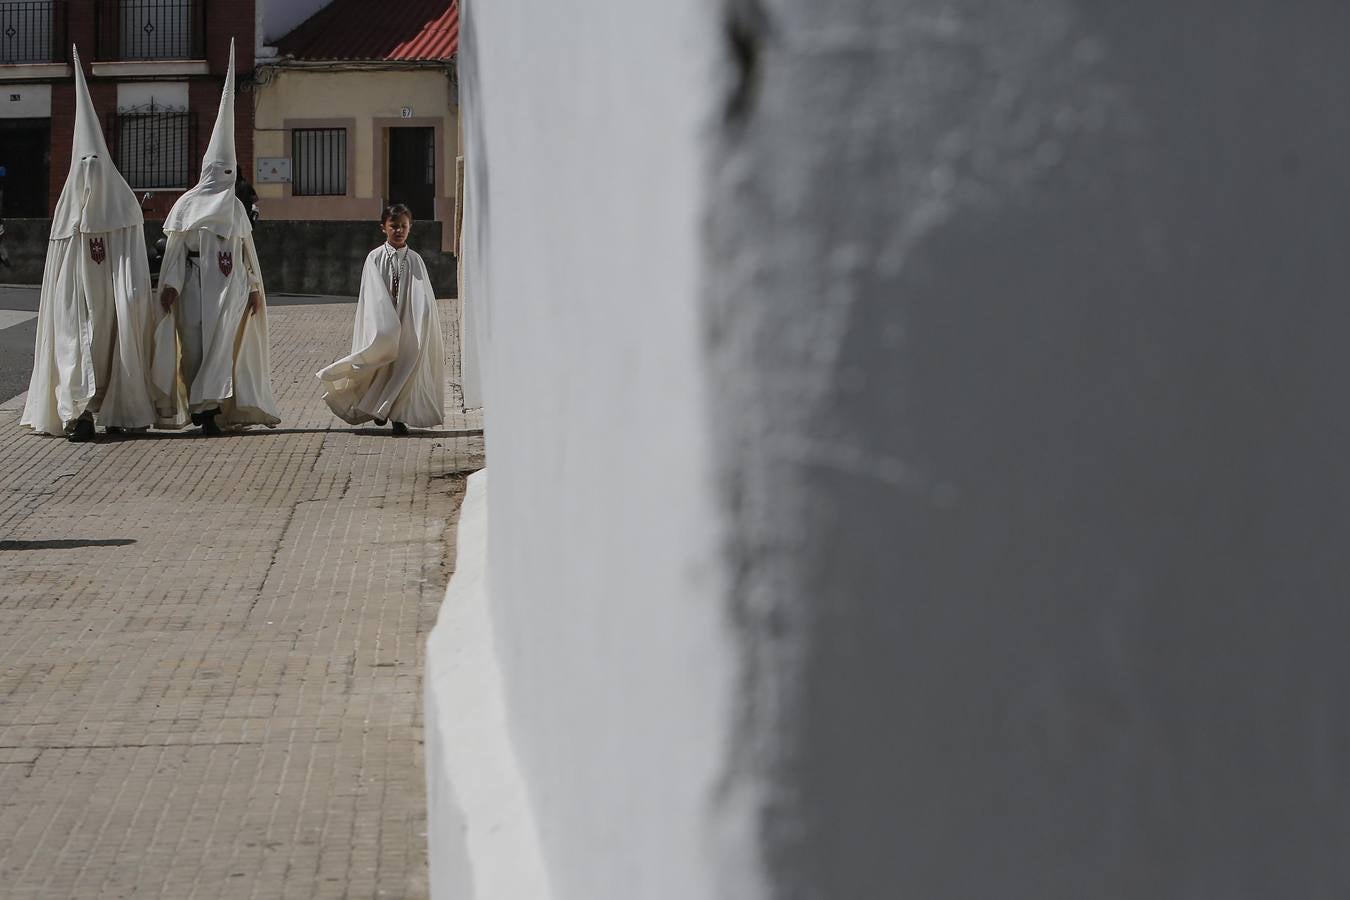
[276,0,458,61]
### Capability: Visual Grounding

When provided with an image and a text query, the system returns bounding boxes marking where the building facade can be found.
[0,0,458,294]
[254,0,459,251]
[0,0,255,219]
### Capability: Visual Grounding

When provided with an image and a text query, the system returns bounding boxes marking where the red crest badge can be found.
[89,238,105,264]
[218,251,233,277]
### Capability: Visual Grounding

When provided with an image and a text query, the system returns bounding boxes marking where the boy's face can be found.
[383,214,412,248]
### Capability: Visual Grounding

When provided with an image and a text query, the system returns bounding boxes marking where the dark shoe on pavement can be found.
[200,410,223,436]
[391,421,409,436]
[374,418,388,427]
[106,426,126,435]
[67,417,96,443]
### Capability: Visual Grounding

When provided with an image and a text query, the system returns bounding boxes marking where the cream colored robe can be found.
[22,227,169,435]
[317,244,445,428]
[154,226,280,427]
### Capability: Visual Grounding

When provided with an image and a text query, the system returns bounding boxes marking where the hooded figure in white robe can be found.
[22,47,168,440]
[155,38,279,434]
[316,212,445,431]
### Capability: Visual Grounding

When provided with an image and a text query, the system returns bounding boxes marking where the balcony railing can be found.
[0,1,67,64]
[94,0,204,61]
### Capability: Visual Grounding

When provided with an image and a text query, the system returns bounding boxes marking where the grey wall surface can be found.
[707,1,1350,898]
[0,219,56,285]
[251,220,458,297]
[1,219,457,297]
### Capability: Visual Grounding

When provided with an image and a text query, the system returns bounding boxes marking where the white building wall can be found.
[438,0,1350,898]
[437,0,760,899]
[0,84,50,117]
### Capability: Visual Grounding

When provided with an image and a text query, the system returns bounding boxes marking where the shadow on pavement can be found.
[0,538,137,550]
[22,427,486,443]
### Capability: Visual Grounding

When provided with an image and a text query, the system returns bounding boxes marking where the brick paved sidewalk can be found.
[0,299,483,899]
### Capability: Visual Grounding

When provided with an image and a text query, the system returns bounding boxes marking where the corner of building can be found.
[424,470,554,900]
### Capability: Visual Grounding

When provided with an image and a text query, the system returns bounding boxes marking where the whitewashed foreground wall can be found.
[431,1,1350,898]
[428,0,755,899]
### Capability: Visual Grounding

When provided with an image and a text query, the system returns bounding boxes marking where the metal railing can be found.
[0,1,67,64]
[292,128,348,196]
[107,103,197,189]
[94,0,204,61]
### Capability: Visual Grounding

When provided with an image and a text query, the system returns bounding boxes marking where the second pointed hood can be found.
[50,46,144,239]
[164,38,250,237]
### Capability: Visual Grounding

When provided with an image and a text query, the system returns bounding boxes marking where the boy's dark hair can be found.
[381,203,413,225]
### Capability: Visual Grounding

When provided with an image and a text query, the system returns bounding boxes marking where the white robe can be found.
[154,225,280,427]
[22,226,167,435]
[317,244,445,428]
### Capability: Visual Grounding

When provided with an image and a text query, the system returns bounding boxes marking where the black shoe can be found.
[391,421,409,436]
[67,417,96,443]
[374,418,388,427]
[106,426,126,435]
[200,410,223,436]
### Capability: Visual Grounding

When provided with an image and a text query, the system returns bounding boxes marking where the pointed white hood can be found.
[164,38,250,237]
[50,46,144,240]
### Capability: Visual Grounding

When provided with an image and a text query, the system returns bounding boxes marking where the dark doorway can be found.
[0,118,51,217]
[387,127,435,222]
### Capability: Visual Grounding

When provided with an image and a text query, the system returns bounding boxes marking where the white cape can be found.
[317,245,445,428]
[152,226,280,428]
[22,227,175,435]
[149,36,276,429]
[22,45,169,436]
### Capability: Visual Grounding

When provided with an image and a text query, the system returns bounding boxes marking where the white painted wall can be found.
[425,472,552,900]
[435,0,761,898]
[1,85,50,117]
[439,0,1350,898]
[116,82,188,111]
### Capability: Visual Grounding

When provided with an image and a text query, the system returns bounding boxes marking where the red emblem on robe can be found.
[218,251,233,276]
[89,238,105,264]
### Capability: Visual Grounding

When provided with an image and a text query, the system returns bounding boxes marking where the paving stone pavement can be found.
[0,299,484,900]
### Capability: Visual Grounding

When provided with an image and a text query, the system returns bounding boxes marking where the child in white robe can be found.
[316,204,445,433]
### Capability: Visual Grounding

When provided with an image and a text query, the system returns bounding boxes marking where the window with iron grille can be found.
[108,104,195,190]
[95,0,203,61]
[292,128,347,197]
[0,1,66,64]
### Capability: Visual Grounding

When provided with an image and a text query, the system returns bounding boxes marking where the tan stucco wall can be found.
[253,67,459,243]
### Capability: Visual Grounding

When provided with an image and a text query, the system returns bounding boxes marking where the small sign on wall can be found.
[400,107,414,118]
[257,158,291,183]
[2,84,51,118]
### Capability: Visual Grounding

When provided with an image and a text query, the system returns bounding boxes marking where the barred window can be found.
[105,0,202,61]
[0,1,64,64]
[292,128,347,197]
[108,104,196,189]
